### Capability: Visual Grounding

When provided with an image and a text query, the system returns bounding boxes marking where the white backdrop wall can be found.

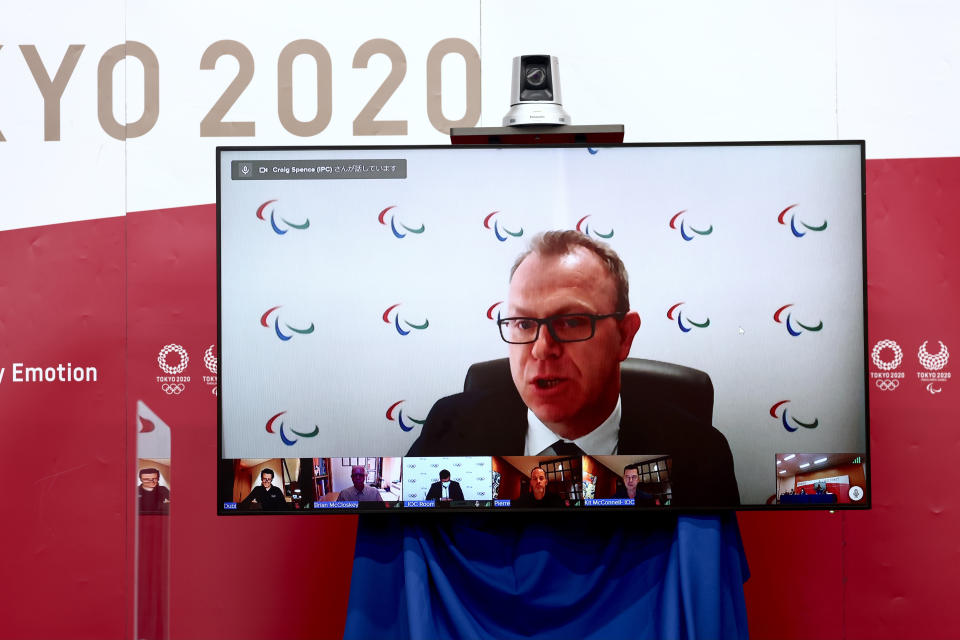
[3,2,960,232]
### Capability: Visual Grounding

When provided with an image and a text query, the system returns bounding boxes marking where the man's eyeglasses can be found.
[497,312,626,344]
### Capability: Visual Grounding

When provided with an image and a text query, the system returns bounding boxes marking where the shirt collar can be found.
[524,396,621,455]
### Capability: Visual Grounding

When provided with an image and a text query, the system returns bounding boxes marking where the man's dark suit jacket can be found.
[612,486,658,507]
[138,485,170,514]
[406,387,740,507]
[425,480,465,501]
[512,490,565,508]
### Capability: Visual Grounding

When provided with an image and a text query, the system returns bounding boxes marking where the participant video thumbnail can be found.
[492,456,582,508]
[220,457,402,511]
[774,453,867,505]
[402,457,492,507]
[583,455,672,507]
[320,457,402,509]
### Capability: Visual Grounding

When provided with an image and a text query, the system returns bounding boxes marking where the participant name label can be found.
[315,501,356,509]
[404,501,436,508]
[585,499,634,507]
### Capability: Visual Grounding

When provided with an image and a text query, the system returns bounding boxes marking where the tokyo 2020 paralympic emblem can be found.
[203,345,218,395]
[916,340,950,393]
[918,341,949,371]
[204,345,217,373]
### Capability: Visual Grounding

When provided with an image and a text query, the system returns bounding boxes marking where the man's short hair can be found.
[139,467,159,479]
[439,469,451,480]
[510,230,630,313]
[261,468,275,478]
[530,466,545,477]
[623,463,640,475]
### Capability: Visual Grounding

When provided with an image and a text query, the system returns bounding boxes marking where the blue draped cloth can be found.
[345,513,749,640]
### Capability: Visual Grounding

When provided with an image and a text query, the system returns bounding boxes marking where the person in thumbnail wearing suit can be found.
[407,230,739,507]
[137,468,170,514]
[513,467,564,508]
[612,463,657,506]
[425,469,465,502]
[337,465,383,502]
[240,468,288,510]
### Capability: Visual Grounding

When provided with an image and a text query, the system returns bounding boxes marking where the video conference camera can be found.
[502,55,571,126]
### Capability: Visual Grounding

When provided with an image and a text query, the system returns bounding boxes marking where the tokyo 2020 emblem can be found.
[871,340,902,371]
[158,344,189,375]
[155,344,191,394]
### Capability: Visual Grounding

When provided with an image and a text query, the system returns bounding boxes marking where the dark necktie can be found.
[550,440,585,456]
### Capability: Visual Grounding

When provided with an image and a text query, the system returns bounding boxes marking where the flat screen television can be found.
[217,142,868,513]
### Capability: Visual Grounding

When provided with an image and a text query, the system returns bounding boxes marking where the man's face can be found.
[140,473,159,490]
[351,467,366,491]
[507,248,640,439]
[530,468,548,499]
[623,469,639,491]
[261,473,273,488]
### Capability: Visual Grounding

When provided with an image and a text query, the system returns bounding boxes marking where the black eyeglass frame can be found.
[497,312,626,344]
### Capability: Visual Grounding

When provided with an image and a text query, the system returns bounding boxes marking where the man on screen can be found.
[425,469,465,502]
[240,468,288,510]
[612,464,657,506]
[337,465,383,502]
[137,468,170,514]
[513,467,563,508]
[407,230,739,506]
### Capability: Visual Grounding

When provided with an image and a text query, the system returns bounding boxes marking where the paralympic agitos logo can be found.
[778,204,827,238]
[483,211,524,242]
[769,400,820,433]
[256,200,310,235]
[575,215,614,239]
[773,304,823,336]
[383,303,429,336]
[669,210,713,241]
[260,306,315,341]
[378,205,425,238]
[265,411,319,446]
[386,400,426,432]
[667,302,710,332]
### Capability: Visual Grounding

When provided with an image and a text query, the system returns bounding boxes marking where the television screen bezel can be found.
[216,140,869,515]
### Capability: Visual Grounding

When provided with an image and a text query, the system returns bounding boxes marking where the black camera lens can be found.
[517,56,553,101]
[524,65,547,87]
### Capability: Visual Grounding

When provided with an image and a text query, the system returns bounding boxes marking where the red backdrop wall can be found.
[741,156,960,640]
[0,157,957,639]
